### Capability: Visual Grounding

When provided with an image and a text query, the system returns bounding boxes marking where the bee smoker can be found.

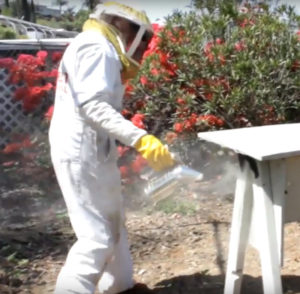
[143,165,203,203]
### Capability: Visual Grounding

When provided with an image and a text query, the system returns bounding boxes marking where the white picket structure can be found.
[0,39,73,148]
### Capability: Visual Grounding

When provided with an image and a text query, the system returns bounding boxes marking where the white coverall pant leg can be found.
[98,226,133,294]
[52,160,134,294]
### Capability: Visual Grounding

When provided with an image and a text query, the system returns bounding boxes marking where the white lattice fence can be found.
[0,69,20,136]
[0,39,71,149]
[0,68,53,148]
[0,19,76,149]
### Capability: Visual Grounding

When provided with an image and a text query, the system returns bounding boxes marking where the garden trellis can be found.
[0,39,71,148]
[0,15,77,148]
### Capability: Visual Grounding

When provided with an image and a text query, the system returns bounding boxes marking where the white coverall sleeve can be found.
[72,38,147,147]
[81,99,146,147]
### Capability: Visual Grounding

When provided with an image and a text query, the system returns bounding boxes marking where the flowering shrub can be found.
[0,50,61,112]
[0,50,61,168]
[124,2,300,148]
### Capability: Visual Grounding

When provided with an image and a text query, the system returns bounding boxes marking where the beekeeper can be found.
[49,2,174,294]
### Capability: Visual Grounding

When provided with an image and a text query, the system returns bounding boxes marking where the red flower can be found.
[183,120,193,131]
[48,69,58,78]
[234,41,246,52]
[43,83,53,91]
[2,137,32,154]
[165,62,178,76]
[119,165,129,178]
[135,100,146,110]
[117,146,130,157]
[204,42,214,55]
[22,137,32,148]
[51,51,63,63]
[36,50,48,64]
[131,113,146,129]
[45,105,54,121]
[29,85,47,98]
[219,78,230,91]
[143,35,161,58]
[17,54,37,66]
[216,38,224,45]
[159,52,169,65]
[189,113,198,125]
[140,75,148,86]
[184,87,196,95]
[177,98,186,105]
[198,114,224,127]
[121,109,131,118]
[2,143,23,154]
[152,23,163,33]
[204,92,213,100]
[151,68,160,76]
[131,155,148,173]
[292,60,300,71]
[18,83,54,111]
[240,18,255,28]
[125,82,134,96]
[9,67,22,84]
[206,53,214,62]
[167,29,185,44]
[14,87,30,101]
[218,54,226,65]
[2,161,16,167]
[0,58,15,69]
[194,79,206,87]
[164,131,178,144]
[174,122,184,133]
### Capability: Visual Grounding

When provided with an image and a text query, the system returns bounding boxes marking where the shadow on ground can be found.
[149,273,300,294]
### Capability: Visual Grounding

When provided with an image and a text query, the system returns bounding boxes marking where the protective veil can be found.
[48,5,149,294]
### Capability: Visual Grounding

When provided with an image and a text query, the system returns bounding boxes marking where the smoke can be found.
[0,130,240,223]
[189,141,239,200]
[123,140,239,211]
[0,128,66,226]
[196,158,238,200]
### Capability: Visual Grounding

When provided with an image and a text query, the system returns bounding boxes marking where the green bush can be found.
[0,25,18,39]
[37,10,90,32]
[124,1,300,146]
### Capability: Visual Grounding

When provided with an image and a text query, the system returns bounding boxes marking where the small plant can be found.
[154,197,198,215]
[0,25,19,39]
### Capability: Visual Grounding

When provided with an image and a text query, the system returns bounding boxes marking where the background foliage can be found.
[0,25,18,39]
[123,1,300,150]
[1,0,91,33]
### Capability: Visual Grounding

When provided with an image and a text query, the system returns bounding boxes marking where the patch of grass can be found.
[154,198,197,215]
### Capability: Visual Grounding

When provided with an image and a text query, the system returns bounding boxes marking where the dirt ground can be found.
[1,156,300,294]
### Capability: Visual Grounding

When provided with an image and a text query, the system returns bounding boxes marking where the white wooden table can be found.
[198,123,300,294]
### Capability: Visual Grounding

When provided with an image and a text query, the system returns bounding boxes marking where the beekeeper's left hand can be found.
[134,134,175,171]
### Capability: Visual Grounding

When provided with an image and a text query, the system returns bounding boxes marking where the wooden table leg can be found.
[252,161,283,294]
[269,159,286,266]
[224,161,253,294]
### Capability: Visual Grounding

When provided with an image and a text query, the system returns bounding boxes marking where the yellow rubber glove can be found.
[134,134,175,171]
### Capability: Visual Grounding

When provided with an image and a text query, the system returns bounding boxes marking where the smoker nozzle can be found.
[144,165,203,202]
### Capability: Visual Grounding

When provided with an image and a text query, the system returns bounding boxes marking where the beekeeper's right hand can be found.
[134,134,175,171]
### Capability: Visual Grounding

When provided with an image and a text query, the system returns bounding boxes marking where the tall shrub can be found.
[124,2,300,146]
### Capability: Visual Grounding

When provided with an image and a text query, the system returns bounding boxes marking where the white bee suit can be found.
[49,30,146,294]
